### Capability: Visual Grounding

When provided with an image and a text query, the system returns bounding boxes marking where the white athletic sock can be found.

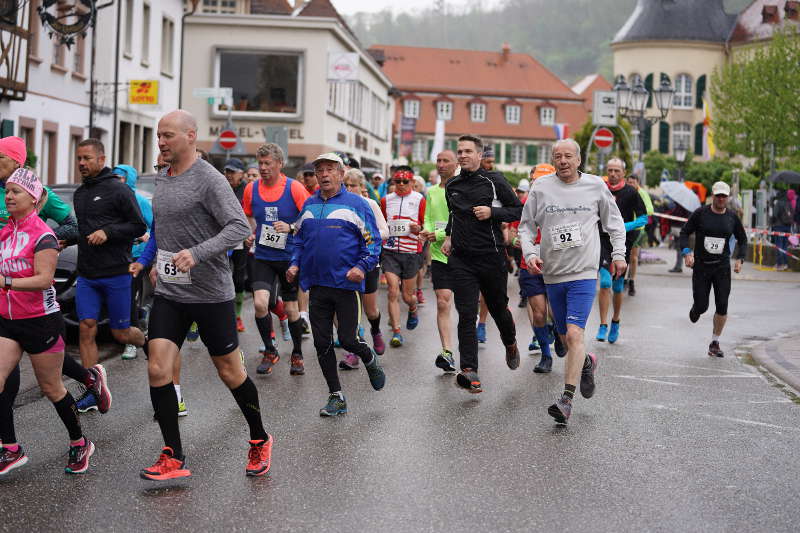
[300,311,309,321]
[174,384,182,402]
[711,334,720,343]
[333,391,344,399]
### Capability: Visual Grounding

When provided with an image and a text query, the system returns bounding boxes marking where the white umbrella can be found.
[661,181,701,212]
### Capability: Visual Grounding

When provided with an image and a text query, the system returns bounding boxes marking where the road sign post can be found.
[593,91,618,127]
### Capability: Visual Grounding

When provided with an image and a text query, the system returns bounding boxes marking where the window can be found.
[631,129,641,158]
[540,107,555,126]
[412,139,427,162]
[73,36,85,74]
[141,3,150,65]
[161,17,175,75]
[29,0,41,59]
[673,74,693,109]
[202,0,238,13]
[51,36,65,69]
[403,99,419,119]
[124,0,134,57]
[505,104,520,124]
[509,144,525,165]
[218,50,300,115]
[537,144,551,164]
[470,102,486,122]
[41,129,57,184]
[436,101,452,121]
[69,134,81,182]
[672,122,691,154]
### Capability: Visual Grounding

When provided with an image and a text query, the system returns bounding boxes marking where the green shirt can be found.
[0,185,72,228]
[423,183,450,264]
[638,187,654,216]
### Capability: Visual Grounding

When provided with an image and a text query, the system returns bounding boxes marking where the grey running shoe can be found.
[320,393,347,417]
[533,355,552,374]
[580,353,598,399]
[708,341,724,358]
[547,396,572,424]
[364,354,386,391]
[505,343,520,370]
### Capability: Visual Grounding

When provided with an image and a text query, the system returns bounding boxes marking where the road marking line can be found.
[650,405,800,432]
[619,375,760,379]
[604,355,753,375]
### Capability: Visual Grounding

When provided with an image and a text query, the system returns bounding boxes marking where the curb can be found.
[750,341,800,394]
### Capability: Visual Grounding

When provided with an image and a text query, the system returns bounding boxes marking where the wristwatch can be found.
[289,223,296,233]
[3,276,11,289]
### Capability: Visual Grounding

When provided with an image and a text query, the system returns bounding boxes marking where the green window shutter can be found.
[642,123,652,153]
[658,122,670,154]
[426,140,433,160]
[448,139,457,152]
[504,143,512,165]
[695,74,706,109]
[494,143,501,161]
[694,122,704,156]
[0,120,13,138]
[526,145,536,165]
[644,73,653,109]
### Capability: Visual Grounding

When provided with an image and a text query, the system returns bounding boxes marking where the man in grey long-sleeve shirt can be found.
[140,110,273,482]
[518,139,627,424]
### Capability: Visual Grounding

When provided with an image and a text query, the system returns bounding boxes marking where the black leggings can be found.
[230,249,248,294]
[692,264,731,316]
[309,286,373,394]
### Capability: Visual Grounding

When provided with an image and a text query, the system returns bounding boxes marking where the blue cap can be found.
[224,158,245,171]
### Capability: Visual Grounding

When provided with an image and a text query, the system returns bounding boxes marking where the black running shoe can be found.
[580,353,597,398]
[456,369,482,393]
[689,307,700,323]
[533,355,552,374]
[627,279,636,296]
[435,350,456,373]
[505,343,520,370]
[552,325,567,358]
[708,341,724,358]
[548,395,572,424]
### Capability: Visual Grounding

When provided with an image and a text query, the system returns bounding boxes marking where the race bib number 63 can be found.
[157,250,191,284]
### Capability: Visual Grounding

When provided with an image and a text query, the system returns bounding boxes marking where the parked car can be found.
[47,184,153,329]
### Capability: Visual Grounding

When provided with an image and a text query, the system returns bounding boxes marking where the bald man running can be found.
[140,110,273,481]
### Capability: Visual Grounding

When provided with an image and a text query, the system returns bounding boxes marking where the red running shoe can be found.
[236,317,246,332]
[416,288,425,304]
[65,438,95,474]
[140,447,191,481]
[246,435,273,476]
[89,364,112,414]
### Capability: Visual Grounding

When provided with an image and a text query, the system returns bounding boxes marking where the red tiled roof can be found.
[729,0,800,44]
[250,0,292,14]
[370,44,582,101]
[297,0,358,42]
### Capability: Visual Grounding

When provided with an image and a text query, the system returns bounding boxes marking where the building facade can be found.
[181,0,394,175]
[370,44,592,174]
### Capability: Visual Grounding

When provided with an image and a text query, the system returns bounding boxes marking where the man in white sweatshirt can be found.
[518,139,627,423]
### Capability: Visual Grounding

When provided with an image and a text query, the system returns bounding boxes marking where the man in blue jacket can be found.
[287,152,385,417]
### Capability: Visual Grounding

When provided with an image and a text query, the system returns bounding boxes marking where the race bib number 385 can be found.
[388,220,411,237]
[157,250,191,284]
[549,222,583,251]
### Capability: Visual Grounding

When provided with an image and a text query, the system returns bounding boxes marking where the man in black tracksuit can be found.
[73,139,146,409]
[443,135,522,393]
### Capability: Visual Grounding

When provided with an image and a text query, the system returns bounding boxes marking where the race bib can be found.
[259,224,288,249]
[388,220,411,237]
[434,221,447,231]
[157,250,191,284]
[704,236,725,255]
[549,222,583,250]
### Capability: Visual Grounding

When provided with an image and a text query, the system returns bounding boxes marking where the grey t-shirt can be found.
[153,158,250,303]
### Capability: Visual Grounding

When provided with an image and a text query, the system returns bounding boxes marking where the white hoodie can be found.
[518,172,626,284]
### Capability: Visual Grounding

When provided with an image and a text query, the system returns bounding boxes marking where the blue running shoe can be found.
[390,332,403,347]
[596,324,608,342]
[319,393,347,417]
[406,310,419,330]
[76,390,98,413]
[608,321,620,344]
[528,336,541,354]
[334,338,341,348]
[476,323,487,343]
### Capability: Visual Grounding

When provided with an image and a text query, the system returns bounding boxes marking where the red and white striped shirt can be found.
[381,191,426,254]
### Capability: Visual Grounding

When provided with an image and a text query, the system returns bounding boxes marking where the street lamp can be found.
[614,73,675,162]
[674,138,688,182]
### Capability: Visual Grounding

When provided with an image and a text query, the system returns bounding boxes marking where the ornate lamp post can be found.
[673,139,688,182]
[613,74,675,162]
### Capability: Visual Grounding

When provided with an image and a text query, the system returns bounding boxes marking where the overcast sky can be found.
[332,0,499,16]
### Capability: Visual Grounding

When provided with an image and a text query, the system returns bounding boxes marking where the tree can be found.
[709,27,800,176]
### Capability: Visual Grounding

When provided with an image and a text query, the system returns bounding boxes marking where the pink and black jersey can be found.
[0,211,60,319]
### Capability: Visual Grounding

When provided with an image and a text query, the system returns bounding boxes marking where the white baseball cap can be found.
[312,152,344,167]
[712,181,730,196]
[516,178,531,192]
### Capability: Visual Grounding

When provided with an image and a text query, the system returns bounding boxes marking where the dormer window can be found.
[762,5,779,24]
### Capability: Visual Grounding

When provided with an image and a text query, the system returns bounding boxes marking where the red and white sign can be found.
[219,129,238,151]
[327,52,359,81]
[594,127,614,149]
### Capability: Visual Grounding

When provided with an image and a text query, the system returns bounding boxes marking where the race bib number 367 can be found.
[259,224,288,249]
[549,222,583,251]
[157,250,191,284]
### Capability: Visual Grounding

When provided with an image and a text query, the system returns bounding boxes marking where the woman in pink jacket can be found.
[0,168,94,476]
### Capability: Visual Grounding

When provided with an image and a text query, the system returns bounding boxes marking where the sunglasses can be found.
[394,179,410,185]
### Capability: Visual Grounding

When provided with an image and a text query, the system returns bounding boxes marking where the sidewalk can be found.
[751,336,800,394]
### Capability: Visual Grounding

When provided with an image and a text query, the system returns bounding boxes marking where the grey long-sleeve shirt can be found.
[518,172,626,284]
[152,158,250,303]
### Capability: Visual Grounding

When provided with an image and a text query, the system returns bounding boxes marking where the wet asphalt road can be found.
[2,263,800,532]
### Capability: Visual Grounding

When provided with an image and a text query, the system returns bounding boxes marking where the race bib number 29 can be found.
[157,250,191,284]
[549,222,583,251]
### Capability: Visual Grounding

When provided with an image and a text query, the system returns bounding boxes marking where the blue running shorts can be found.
[545,279,597,335]
[76,274,132,329]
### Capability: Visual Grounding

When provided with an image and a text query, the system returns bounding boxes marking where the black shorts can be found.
[148,296,239,356]
[382,250,422,280]
[0,312,65,355]
[692,263,731,316]
[251,259,298,302]
[430,260,453,291]
[364,266,380,295]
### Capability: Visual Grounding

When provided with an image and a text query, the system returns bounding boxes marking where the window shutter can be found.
[494,143,501,161]
[504,143,511,165]
[0,120,13,138]
[644,73,653,108]
[448,139,457,152]
[695,74,706,109]
[426,140,433,160]
[694,122,704,155]
[642,123,652,153]
[658,122,670,154]
[526,145,536,165]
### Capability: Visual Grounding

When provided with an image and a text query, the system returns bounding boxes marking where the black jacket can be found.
[73,167,146,278]
[444,169,522,256]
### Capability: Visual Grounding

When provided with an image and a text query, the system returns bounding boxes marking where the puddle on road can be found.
[735,342,800,406]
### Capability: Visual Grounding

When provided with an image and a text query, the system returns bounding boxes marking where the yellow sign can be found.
[129,80,159,105]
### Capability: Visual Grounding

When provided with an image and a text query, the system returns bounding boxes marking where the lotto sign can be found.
[219,129,238,151]
[327,53,359,81]
[129,80,159,105]
[593,128,614,149]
